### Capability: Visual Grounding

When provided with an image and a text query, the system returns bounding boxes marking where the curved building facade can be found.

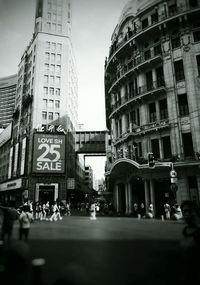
[105,0,200,216]
[0,74,17,128]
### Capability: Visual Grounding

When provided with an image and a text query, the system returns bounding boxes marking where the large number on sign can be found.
[37,144,61,162]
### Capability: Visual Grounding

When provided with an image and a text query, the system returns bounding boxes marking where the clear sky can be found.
[0,0,129,179]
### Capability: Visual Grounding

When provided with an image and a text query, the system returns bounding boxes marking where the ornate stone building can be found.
[105,0,200,216]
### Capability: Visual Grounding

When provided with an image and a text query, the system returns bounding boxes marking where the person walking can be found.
[19,205,33,241]
[164,202,171,219]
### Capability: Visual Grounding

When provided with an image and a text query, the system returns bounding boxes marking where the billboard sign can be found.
[32,133,65,174]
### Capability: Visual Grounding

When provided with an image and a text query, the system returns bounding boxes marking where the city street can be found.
[9,216,185,285]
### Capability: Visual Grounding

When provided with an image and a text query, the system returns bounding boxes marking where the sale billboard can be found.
[32,133,65,174]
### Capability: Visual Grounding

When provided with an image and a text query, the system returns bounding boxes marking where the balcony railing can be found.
[110,80,166,117]
[108,50,162,93]
[106,2,200,65]
[113,119,170,145]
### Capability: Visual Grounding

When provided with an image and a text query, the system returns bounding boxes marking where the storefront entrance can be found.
[35,183,58,204]
[39,185,55,204]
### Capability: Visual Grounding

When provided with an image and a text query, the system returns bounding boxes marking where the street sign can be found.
[170,170,177,178]
[170,177,178,184]
[170,183,178,193]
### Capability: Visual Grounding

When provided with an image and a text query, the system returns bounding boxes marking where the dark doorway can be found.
[39,185,55,204]
[154,179,173,217]
[118,184,126,213]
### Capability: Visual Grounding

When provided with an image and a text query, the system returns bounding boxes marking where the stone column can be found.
[125,183,129,214]
[114,184,120,212]
[144,179,150,210]
[127,183,132,214]
[150,179,156,216]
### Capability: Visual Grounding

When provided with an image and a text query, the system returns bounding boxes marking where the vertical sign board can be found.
[20,137,27,175]
[32,133,65,173]
[8,147,13,179]
[13,143,19,177]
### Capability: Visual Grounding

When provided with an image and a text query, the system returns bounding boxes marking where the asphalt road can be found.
[1,216,186,285]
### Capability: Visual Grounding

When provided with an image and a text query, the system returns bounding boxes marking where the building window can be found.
[49,100,54,108]
[50,64,55,73]
[46,41,50,49]
[193,31,200,42]
[149,102,156,122]
[51,53,55,61]
[56,65,61,74]
[55,88,60,96]
[44,75,48,84]
[52,23,56,31]
[52,42,56,51]
[182,132,194,157]
[55,112,60,120]
[137,142,142,157]
[45,52,50,61]
[50,87,54,96]
[44,64,49,73]
[142,18,148,29]
[48,112,53,120]
[144,49,151,60]
[151,12,158,24]
[168,4,177,16]
[196,55,200,75]
[56,76,60,85]
[57,24,62,32]
[43,99,47,108]
[178,94,189,116]
[151,139,160,159]
[44,87,48,95]
[49,76,54,85]
[159,98,168,119]
[47,22,51,29]
[55,100,60,108]
[174,60,185,81]
[189,0,198,7]
[57,43,62,52]
[162,136,172,159]
[52,13,56,21]
[156,66,164,87]
[47,13,51,20]
[154,44,161,56]
[146,71,153,91]
[171,36,180,49]
[42,111,47,120]
[57,54,61,62]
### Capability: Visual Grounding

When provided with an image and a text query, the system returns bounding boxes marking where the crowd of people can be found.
[132,201,183,221]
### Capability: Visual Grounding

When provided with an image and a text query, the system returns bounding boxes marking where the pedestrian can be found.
[132,203,138,217]
[171,203,182,220]
[19,205,33,241]
[180,200,200,284]
[164,202,171,219]
[0,205,19,244]
[65,202,71,216]
[139,202,146,218]
[146,203,154,219]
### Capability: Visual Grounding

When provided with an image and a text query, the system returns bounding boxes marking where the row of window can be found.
[44,75,61,85]
[117,131,194,161]
[47,12,62,22]
[45,52,61,62]
[115,93,189,136]
[42,111,60,121]
[46,22,62,32]
[45,41,62,52]
[43,87,60,96]
[43,99,60,109]
[44,63,61,74]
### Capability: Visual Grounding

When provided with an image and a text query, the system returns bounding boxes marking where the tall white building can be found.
[13,0,78,140]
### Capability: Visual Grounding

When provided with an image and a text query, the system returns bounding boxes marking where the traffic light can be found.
[148,152,155,168]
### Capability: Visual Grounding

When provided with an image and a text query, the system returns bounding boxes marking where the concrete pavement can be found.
[3,216,185,285]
